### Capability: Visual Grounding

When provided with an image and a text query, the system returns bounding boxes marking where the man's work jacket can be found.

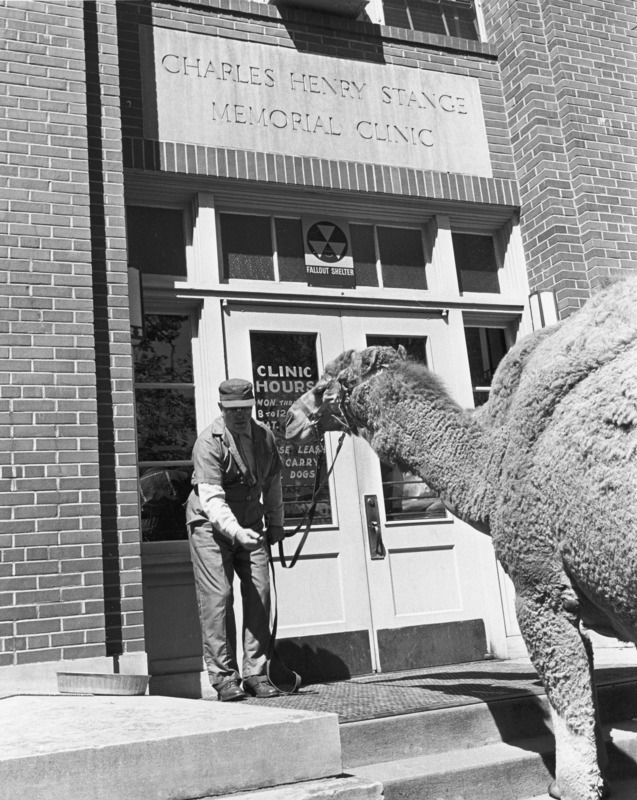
[186,416,283,536]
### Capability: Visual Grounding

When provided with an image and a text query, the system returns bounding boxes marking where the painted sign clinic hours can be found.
[250,338,323,491]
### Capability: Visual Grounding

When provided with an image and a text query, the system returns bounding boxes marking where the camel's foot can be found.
[548,779,611,799]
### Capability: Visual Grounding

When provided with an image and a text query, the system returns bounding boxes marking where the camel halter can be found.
[276,375,364,570]
[293,389,354,436]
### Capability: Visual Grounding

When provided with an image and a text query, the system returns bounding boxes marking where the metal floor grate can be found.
[244,659,637,723]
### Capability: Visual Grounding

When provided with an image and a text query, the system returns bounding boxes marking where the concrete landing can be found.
[0,695,341,800]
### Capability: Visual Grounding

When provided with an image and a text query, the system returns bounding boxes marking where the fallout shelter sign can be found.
[303,219,355,288]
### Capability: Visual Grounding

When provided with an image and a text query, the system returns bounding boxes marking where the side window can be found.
[464,326,508,406]
[383,0,480,40]
[452,233,500,294]
[134,314,197,541]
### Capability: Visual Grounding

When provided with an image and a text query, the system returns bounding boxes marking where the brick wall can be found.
[0,0,143,673]
[483,0,637,316]
[117,0,519,203]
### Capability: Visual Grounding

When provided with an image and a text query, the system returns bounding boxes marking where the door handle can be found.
[364,495,386,560]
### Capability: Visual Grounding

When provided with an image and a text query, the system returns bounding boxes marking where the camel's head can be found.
[337,345,406,392]
[284,349,355,445]
[285,345,406,444]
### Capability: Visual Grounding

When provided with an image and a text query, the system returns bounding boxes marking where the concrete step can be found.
[0,695,341,800]
[348,722,637,800]
[211,776,383,800]
[341,677,637,768]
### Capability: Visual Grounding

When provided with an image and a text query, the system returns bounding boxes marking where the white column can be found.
[191,297,227,432]
[427,215,461,298]
[188,192,220,286]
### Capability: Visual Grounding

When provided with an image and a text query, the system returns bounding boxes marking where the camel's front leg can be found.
[516,589,608,800]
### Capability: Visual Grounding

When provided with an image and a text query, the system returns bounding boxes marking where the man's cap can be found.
[219,378,255,408]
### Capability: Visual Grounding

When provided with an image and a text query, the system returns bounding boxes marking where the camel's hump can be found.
[485,273,637,427]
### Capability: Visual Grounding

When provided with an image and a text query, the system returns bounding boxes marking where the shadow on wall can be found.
[274,3,386,63]
[277,641,354,683]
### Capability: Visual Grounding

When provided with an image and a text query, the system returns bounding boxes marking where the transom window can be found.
[383,0,480,40]
[127,206,186,277]
[219,212,428,290]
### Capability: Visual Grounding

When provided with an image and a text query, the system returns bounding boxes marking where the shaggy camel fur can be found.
[285,275,637,800]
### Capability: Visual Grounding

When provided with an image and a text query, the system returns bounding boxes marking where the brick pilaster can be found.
[483,0,637,316]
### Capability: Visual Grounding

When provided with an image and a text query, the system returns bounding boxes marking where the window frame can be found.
[451,230,502,296]
[133,303,199,472]
[381,0,483,41]
[217,209,431,291]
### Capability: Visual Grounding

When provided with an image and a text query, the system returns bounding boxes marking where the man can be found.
[186,378,286,701]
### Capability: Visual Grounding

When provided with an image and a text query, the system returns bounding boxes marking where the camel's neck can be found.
[351,371,495,531]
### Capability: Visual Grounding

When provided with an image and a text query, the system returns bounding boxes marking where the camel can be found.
[284,274,637,800]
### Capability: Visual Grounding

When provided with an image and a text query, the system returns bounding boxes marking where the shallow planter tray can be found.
[57,672,149,696]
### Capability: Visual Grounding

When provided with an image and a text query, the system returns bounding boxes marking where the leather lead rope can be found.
[277,432,346,569]
[264,433,347,694]
[266,550,301,694]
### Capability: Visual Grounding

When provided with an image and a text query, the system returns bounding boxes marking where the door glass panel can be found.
[366,334,445,522]
[366,334,427,364]
[250,331,332,526]
[464,326,507,406]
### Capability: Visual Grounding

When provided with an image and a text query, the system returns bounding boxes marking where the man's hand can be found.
[235,528,264,551]
[266,525,286,544]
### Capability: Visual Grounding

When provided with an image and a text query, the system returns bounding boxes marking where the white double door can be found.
[222,303,504,674]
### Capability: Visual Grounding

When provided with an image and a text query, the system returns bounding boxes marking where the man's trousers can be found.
[188,519,271,688]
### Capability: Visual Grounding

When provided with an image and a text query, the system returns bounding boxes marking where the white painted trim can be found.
[473,0,489,43]
[429,215,461,297]
[190,193,219,286]
[192,297,227,430]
